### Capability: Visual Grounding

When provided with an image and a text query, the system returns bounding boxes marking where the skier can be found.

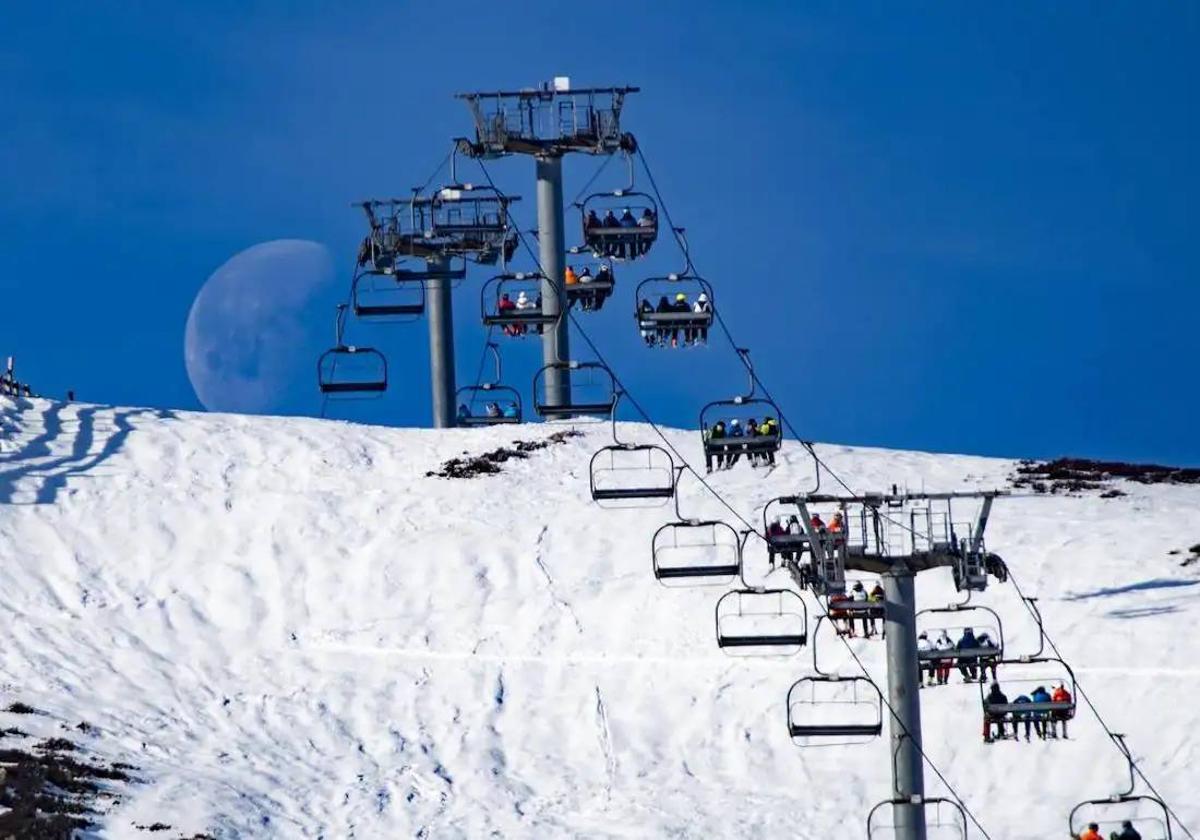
[725,419,744,469]
[984,682,1009,742]
[956,627,980,682]
[1012,693,1033,740]
[1078,824,1103,840]
[498,292,520,337]
[1114,820,1143,840]
[767,516,787,570]
[917,632,935,687]
[977,631,999,682]
[692,292,711,344]
[501,402,519,419]
[933,631,955,685]
[850,581,870,637]
[704,420,727,472]
[485,402,501,418]
[1050,683,1073,738]
[1030,685,1052,739]
[866,582,885,636]
[639,299,656,346]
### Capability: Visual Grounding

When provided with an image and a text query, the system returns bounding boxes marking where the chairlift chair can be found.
[915,604,1005,685]
[455,343,522,427]
[533,361,618,419]
[866,797,968,840]
[714,588,807,656]
[588,393,676,505]
[763,496,811,565]
[351,269,426,321]
[481,273,562,333]
[786,675,883,746]
[576,191,658,261]
[700,350,783,470]
[565,259,616,311]
[1068,735,1173,840]
[980,656,1077,742]
[317,305,388,397]
[652,519,742,586]
[1069,797,1172,840]
[635,274,715,349]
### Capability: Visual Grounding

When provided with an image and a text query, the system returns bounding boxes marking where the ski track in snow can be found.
[1,396,1198,838]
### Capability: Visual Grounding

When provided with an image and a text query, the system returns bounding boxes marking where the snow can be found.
[1,396,1197,838]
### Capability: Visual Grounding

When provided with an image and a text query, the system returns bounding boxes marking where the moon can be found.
[185,240,336,415]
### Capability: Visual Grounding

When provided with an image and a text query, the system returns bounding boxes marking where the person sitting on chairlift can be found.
[692,292,711,344]
[867,582,884,636]
[725,418,744,468]
[485,402,501,418]
[637,207,657,254]
[593,263,613,310]
[745,417,760,466]
[829,591,855,636]
[1029,685,1052,739]
[575,266,594,311]
[786,515,803,559]
[956,627,980,682]
[977,631,999,682]
[933,630,955,685]
[498,292,520,337]
[1012,693,1033,741]
[639,299,656,346]
[655,295,673,346]
[918,632,935,687]
[1113,820,1143,840]
[850,581,871,637]
[602,209,621,257]
[1078,823,1103,840]
[1050,683,1072,738]
[672,292,691,347]
[457,403,472,421]
[501,402,519,419]
[758,418,777,465]
[984,681,1009,742]
[767,516,787,570]
[704,420,727,472]
[513,291,537,336]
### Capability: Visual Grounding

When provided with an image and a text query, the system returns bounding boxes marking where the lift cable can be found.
[474,153,995,840]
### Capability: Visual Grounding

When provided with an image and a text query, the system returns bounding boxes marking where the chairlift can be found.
[351,269,425,320]
[700,350,782,471]
[565,260,616,312]
[915,604,1004,687]
[635,274,715,349]
[481,272,562,334]
[714,588,807,656]
[980,656,1077,742]
[826,576,887,640]
[532,360,618,419]
[763,496,811,565]
[786,675,883,746]
[1068,734,1173,839]
[573,154,658,261]
[455,343,522,427]
[317,305,388,397]
[866,797,968,840]
[588,396,675,506]
[652,518,742,586]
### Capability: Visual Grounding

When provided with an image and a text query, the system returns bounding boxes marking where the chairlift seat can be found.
[354,301,425,317]
[459,414,521,427]
[656,563,741,580]
[985,701,1075,716]
[483,309,561,327]
[592,486,675,501]
[638,311,714,327]
[788,722,884,738]
[320,379,387,394]
[536,401,616,418]
[317,345,388,396]
[919,646,1001,662]
[704,435,781,455]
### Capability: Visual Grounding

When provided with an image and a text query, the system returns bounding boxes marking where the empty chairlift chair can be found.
[634,274,715,349]
[651,519,742,586]
[352,267,426,321]
[316,305,388,397]
[866,797,969,840]
[786,675,883,746]
[714,588,807,656]
[588,393,676,506]
[532,361,618,420]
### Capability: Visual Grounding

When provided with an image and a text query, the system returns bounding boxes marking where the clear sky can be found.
[2,3,1196,464]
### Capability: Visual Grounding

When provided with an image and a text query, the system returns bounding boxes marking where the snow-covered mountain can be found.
[1,398,1197,838]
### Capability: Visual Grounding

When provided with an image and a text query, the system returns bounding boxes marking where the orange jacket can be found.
[1079,830,1102,840]
[1052,686,1072,703]
[565,267,579,285]
[829,517,845,533]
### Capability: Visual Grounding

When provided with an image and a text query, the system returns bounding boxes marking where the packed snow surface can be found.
[1,398,1197,838]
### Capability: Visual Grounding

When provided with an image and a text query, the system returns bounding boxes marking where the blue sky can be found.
[2,3,1196,464]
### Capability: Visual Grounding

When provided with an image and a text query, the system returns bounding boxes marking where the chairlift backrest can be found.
[317,345,388,397]
[352,270,426,321]
[714,588,807,656]
[787,675,883,746]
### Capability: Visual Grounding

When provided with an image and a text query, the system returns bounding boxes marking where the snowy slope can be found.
[1,397,1197,838]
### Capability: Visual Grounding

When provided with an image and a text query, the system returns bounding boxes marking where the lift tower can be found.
[783,490,1006,840]
[456,79,639,413]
